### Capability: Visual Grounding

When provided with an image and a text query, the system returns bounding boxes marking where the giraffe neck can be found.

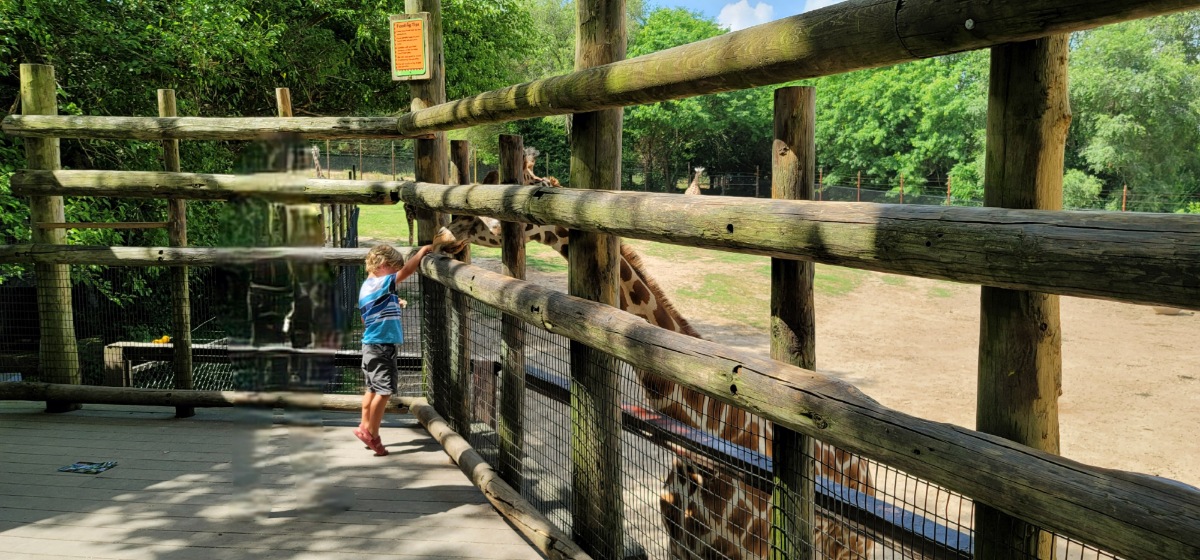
[445,216,695,336]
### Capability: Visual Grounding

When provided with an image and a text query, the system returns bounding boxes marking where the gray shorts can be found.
[362,343,398,395]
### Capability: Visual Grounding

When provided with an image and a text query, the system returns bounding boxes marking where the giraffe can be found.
[685,166,704,195]
[433,181,875,559]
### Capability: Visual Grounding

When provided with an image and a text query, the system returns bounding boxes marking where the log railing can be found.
[6,174,1199,310]
[6,2,1196,140]
[417,253,1200,560]
[0,115,426,140]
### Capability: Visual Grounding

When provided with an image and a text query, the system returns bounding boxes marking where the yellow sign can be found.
[389,14,430,81]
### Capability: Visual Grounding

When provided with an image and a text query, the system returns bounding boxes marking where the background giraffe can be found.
[434,194,875,558]
[685,166,704,195]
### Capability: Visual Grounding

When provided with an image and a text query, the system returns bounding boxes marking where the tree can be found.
[0,0,541,291]
[806,51,988,198]
[622,8,772,192]
[1069,12,1200,211]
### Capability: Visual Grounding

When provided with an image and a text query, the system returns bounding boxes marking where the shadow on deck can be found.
[0,401,544,560]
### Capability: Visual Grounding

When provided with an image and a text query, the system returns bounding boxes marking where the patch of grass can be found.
[357,205,412,244]
[677,273,769,328]
[928,286,954,298]
[880,274,907,287]
[527,253,568,273]
[815,265,866,296]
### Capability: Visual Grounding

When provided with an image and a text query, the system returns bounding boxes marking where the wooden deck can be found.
[0,401,545,560]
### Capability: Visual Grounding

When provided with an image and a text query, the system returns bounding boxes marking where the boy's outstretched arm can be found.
[394,245,432,283]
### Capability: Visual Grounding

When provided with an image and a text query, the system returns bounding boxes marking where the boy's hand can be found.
[397,298,408,309]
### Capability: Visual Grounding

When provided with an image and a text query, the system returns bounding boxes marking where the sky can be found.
[664,0,844,31]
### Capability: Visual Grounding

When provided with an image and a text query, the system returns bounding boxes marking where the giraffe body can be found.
[434,164,873,559]
[685,167,705,196]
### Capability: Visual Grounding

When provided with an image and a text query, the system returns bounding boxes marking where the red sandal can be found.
[369,435,389,457]
[353,426,373,449]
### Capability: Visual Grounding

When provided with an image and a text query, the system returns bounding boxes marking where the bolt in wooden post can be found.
[159,89,194,419]
[448,139,473,437]
[977,35,1070,559]
[769,86,817,560]
[22,64,80,412]
[569,0,626,555]
[497,134,527,491]
[406,0,451,414]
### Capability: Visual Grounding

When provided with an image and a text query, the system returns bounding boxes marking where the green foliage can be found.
[1062,169,1105,209]
[1176,202,1200,215]
[1069,12,1200,210]
[808,51,988,191]
[622,8,772,191]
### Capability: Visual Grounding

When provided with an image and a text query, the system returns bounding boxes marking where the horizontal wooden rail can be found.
[0,115,425,140]
[0,381,406,412]
[11,170,399,205]
[399,182,1200,310]
[0,3,1189,141]
[36,222,167,229]
[404,397,594,560]
[419,254,1200,560]
[6,172,1199,309]
[397,0,1200,135]
[0,245,372,266]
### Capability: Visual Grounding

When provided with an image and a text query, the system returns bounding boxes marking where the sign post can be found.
[389,13,431,81]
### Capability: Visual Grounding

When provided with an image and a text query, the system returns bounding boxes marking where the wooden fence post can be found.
[769,86,817,560]
[405,0,451,411]
[159,89,194,419]
[976,35,1070,559]
[569,0,626,556]
[22,64,80,412]
[448,139,473,436]
[497,134,527,490]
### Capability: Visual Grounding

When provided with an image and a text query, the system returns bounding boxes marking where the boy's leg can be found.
[359,391,371,429]
[368,392,389,435]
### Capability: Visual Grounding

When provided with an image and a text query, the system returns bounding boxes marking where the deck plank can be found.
[0,401,544,559]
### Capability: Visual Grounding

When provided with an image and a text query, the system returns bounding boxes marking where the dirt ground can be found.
[463,248,1200,489]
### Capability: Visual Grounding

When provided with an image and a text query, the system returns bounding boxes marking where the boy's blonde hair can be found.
[365,244,404,274]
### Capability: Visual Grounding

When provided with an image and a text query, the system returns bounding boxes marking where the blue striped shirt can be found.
[359,274,405,344]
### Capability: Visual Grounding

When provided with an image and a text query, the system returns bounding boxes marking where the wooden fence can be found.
[3,0,1200,558]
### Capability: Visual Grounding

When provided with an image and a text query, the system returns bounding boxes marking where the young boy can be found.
[354,243,431,456]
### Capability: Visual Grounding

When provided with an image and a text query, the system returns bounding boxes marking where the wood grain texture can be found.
[975,36,1071,558]
[21,64,79,396]
[448,139,473,437]
[497,134,527,491]
[397,0,1200,135]
[407,0,452,424]
[159,88,194,419]
[12,170,398,205]
[0,245,370,266]
[10,170,1199,310]
[1,115,418,140]
[407,398,595,560]
[418,255,1200,560]
[0,382,391,412]
[568,1,626,556]
[770,86,817,560]
[0,401,542,559]
[396,181,1200,310]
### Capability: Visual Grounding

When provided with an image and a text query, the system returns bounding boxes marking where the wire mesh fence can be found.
[0,260,423,397]
[415,274,1127,560]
